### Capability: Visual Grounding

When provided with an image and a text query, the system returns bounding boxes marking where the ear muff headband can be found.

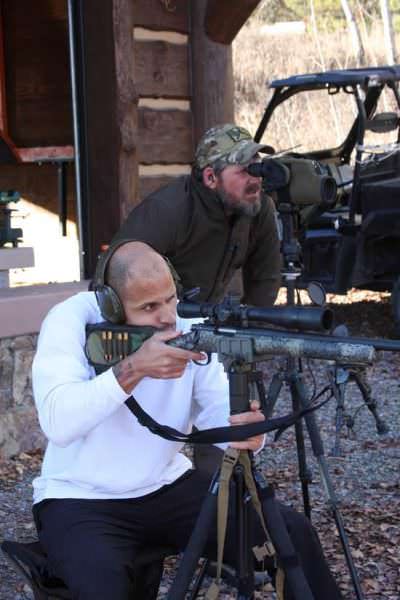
[92,239,183,324]
[162,255,183,298]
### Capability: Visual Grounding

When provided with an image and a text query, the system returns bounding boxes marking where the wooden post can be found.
[190,0,234,147]
[113,0,139,220]
[71,0,138,277]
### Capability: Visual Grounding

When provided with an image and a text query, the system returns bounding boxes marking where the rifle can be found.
[85,298,400,373]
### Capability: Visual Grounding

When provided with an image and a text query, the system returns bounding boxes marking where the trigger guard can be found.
[193,352,211,366]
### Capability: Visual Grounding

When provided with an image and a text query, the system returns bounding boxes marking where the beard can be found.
[217,183,262,217]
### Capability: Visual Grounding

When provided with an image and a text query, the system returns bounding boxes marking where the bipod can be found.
[167,361,315,600]
[327,360,389,457]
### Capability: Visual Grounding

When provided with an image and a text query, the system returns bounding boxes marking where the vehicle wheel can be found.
[391,276,400,337]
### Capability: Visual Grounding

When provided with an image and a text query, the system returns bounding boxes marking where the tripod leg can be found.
[352,369,389,435]
[289,369,312,519]
[292,374,365,600]
[167,475,218,600]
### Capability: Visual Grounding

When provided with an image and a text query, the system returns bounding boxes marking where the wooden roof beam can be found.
[205,0,262,45]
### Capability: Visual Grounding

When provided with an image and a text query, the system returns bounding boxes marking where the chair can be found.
[1,539,175,600]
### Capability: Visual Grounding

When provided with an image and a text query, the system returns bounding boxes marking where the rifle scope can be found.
[177,302,333,332]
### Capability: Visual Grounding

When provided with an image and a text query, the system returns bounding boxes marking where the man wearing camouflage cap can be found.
[113,123,281,308]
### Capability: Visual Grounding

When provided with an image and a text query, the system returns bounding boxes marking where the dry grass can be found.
[233,22,400,151]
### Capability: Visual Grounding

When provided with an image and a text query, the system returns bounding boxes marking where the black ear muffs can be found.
[92,239,183,323]
[95,283,126,324]
[92,239,130,324]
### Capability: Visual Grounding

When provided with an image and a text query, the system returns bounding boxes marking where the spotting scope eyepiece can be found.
[247,159,290,190]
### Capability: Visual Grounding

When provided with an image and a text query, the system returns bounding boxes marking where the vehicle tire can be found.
[391,276,400,337]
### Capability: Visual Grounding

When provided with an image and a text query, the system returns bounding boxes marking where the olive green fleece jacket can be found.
[113,174,281,307]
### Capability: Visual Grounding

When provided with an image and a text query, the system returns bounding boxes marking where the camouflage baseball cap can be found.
[195,123,267,169]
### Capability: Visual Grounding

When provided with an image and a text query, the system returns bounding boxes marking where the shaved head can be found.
[106,241,174,301]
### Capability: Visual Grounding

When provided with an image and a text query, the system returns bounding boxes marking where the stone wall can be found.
[0,334,45,460]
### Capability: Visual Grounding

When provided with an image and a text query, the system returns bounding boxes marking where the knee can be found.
[60,552,135,599]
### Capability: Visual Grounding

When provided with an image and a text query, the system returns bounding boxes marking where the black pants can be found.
[34,470,342,600]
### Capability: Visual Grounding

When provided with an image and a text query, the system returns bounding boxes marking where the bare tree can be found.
[309,0,342,142]
[379,0,398,64]
[340,0,365,66]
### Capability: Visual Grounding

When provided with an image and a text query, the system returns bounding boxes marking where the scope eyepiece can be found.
[247,159,290,191]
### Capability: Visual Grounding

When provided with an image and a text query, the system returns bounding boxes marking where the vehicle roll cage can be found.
[254,66,400,166]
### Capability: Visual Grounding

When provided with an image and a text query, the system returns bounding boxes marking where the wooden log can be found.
[138,175,177,200]
[133,0,189,33]
[138,107,193,164]
[205,0,262,45]
[135,40,189,99]
[190,0,234,146]
[18,146,73,162]
[0,8,8,133]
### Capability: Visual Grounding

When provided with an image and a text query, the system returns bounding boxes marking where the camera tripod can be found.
[263,199,366,599]
[167,359,315,600]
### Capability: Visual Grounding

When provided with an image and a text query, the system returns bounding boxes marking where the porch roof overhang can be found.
[205,0,263,45]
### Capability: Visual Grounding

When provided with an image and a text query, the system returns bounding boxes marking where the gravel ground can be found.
[0,290,399,599]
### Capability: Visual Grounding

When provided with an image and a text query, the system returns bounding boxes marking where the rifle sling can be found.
[124,395,329,445]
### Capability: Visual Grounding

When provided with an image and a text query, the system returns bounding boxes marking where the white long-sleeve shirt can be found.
[32,292,230,504]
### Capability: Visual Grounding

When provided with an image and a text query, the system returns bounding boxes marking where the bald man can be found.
[31,241,342,600]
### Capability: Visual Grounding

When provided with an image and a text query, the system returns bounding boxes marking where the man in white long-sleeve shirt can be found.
[31,241,342,600]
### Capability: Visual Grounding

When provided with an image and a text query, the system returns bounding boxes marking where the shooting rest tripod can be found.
[167,359,315,600]
[263,199,366,599]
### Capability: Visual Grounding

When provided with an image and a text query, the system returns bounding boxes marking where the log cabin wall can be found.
[76,0,196,274]
[133,0,235,203]
[133,0,192,204]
